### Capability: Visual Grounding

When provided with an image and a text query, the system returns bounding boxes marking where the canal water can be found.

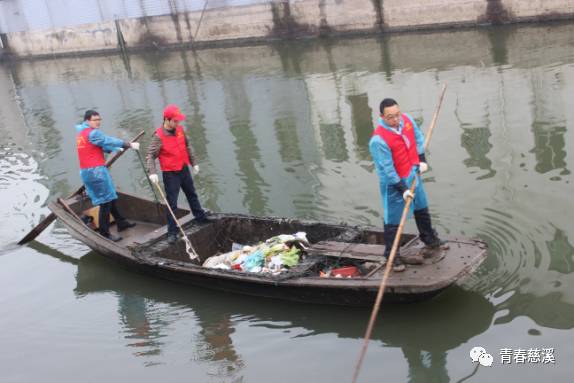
[1,22,573,382]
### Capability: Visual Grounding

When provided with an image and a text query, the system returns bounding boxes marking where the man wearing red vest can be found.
[76,110,139,242]
[146,104,208,245]
[369,99,444,271]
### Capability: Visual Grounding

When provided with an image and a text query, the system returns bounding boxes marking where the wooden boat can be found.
[48,191,488,306]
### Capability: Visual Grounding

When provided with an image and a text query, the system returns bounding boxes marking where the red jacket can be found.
[76,128,105,169]
[372,114,420,178]
[156,126,191,171]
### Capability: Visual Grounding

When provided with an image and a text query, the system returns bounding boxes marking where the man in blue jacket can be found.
[369,98,444,271]
[76,110,138,241]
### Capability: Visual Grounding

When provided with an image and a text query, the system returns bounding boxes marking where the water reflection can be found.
[529,65,570,178]
[471,216,574,330]
[274,116,303,163]
[0,145,49,249]
[460,127,497,180]
[546,228,574,274]
[4,23,572,220]
[224,76,271,215]
[118,294,163,361]
[347,93,374,162]
[531,121,569,177]
[272,41,304,76]
[319,122,348,162]
[68,252,491,382]
[73,253,245,377]
[487,26,513,66]
[195,313,244,376]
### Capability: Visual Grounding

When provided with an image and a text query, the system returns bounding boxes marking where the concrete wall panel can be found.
[0,0,573,58]
[504,0,574,20]
[383,0,487,28]
[5,22,117,56]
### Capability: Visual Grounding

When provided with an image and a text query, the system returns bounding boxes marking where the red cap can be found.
[163,104,186,121]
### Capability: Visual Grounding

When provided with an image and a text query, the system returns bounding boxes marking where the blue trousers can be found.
[383,169,429,225]
[163,166,206,235]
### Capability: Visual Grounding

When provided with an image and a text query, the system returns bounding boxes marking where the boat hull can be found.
[48,192,487,306]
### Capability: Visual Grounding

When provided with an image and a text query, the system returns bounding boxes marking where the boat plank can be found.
[308,241,386,262]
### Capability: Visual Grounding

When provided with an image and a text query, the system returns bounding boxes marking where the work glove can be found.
[130,142,140,151]
[403,190,414,201]
[149,174,159,184]
[418,162,429,174]
[192,165,200,175]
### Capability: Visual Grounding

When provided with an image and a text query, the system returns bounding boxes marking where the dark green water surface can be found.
[1,23,573,382]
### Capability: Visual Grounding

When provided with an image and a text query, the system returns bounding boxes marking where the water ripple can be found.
[437,200,574,329]
[0,146,49,250]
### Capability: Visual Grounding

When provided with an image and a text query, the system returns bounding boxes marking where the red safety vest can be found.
[76,128,105,169]
[156,126,190,171]
[372,114,420,178]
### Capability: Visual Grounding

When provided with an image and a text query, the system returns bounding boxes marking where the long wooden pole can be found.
[17,130,145,245]
[352,84,447,383]
[152,182,199,261]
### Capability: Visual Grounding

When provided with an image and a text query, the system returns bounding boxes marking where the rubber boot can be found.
[414,208,440,246]
[98,202,123,242]
[414,208,447,254]
[383,224,406,272]
[111,200,136,232]
[117,220,136,232]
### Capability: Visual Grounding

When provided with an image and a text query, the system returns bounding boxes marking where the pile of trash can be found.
[203,232,309,275]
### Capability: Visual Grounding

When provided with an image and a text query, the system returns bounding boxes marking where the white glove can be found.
[130,142,140,151]
[403,190,414,201]
[149,174,159,184]
[419,162,429,174]
[192,165,200,175]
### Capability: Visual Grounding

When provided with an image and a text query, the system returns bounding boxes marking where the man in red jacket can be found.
[369,98,444,271]
[146,105,208,245]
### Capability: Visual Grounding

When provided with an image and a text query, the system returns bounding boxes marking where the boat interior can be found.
[63,192,417,269]
[59,192,485,283]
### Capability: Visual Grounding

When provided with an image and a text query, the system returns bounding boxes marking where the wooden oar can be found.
[352,84,447,383]
[17,130,145,245]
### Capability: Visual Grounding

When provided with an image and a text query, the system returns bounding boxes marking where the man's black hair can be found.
[83,110,100,121]
[379,98,398,115]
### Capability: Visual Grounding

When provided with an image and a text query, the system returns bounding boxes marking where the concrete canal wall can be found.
[0,0,573,59]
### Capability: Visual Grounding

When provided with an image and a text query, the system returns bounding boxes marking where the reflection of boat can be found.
[49,191,488,305]
[74,252,495,349]
[72,252,495,382]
